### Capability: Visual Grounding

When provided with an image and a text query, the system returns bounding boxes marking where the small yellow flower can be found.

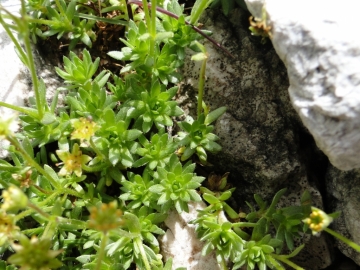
[56,143,91,177]
[71,117,99,145]
[8,236,63,269]
[0,210,19,246]
[1,185,28,212]
[303,207,333,235]
[88,201,124,233]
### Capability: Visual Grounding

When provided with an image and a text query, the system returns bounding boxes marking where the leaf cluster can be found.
[0,0,226,269]
[191,188,311,270]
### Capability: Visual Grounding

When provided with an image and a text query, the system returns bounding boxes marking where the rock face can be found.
[244,0,360,267]
[180,7,333,269]
[326,166,360,266]
[160,202,220,270]
[246,0,360,171]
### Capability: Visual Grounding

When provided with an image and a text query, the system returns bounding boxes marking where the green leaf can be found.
[155,31,174,41]
[22,137,34,158]
[252,217,267,241]
[66,0,77,20]
[203,193,219,205]
[124,212,141,234]
[41,112,57,125]
[204,107,227,125]
[149,184,165,193]
[44,164,59,183]
[124,129,142,141]
[108,51,125,60]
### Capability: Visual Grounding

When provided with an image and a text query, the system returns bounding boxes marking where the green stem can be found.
[197,56,207,118]
[82,163,108,173]
[271,254,304,270]
[219,252,229,270]
[57,217,88,230]
[141,0,151,32]
[15,191,60,221]
[62,187,86,199]
[27,202,51,219]
[0,101,39,119]
[0,11,29,67]
[41,217,58,240]
[325,227,360,252]
[7,135,61,189]
[95,232,108,270]
[14,189,84,222]
[150,0,156,58]
[20,0,44,119]
[135,237,151,270]
[90,138,106,160]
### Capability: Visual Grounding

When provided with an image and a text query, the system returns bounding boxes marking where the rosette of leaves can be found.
[149,154,204,213]
[104,210,165,270]
[194,217,245,265]
[176,107,226,163]
[246,189,312,251]
[95,107,142,167]
[66,81,117,120]
[133,133,177,170]
[32,0,96,49]
[119,171,159,210]
[55,49,110,91]
[19,79,71,146]
[108,20,152,74]
[126,78,183,133]
[161,0,203,49]
[232,234,282,270]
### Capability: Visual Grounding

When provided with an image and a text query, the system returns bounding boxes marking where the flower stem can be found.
[19,0,44,119]
[7,135,61,189]
[197,55,207,118]
[95,232,108,270]
[271,254,304,270]
[324,227,360,252]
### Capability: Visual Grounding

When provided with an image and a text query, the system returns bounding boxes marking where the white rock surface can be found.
[159,202,220,270]
[0,0,24,156]
[0,0,24,114]
[245,0,360,170]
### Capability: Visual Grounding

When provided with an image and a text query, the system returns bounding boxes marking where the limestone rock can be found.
[245,0,360,170]
[180,7,333,269]
[326,166,360,266]
[159,202,220,270]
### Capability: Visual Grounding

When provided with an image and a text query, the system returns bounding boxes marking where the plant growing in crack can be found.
[1,0,360,269]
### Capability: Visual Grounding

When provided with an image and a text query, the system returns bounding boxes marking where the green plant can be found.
[2,0,360,269]
[0,0,225,269]
[25,0,128,49]
[176,107,226,163]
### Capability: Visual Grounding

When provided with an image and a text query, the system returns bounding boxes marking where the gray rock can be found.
[326,166,360,266]
[245,0,360,170]
[180,8,333,269]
